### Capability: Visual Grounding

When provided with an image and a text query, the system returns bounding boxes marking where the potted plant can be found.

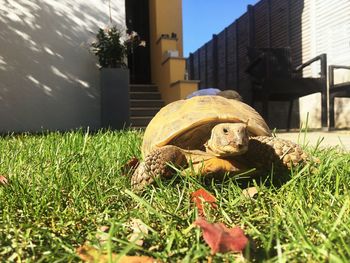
[91,26,130,130]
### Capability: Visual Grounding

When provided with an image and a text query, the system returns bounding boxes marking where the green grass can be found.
[0,130,349,262]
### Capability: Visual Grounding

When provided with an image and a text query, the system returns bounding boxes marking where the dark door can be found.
[125,0,151,84]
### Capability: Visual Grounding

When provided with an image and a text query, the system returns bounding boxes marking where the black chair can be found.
[246,47,328,129]
[328,65,350,128]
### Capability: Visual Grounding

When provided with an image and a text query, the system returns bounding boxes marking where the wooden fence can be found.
[186,0,305,103]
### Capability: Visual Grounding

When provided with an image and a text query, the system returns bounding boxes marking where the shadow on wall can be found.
[335,98,350,128]
[0,0,125,133]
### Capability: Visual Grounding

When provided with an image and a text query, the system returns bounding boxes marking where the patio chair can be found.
[328,65,350,128]
[246,47,328,129]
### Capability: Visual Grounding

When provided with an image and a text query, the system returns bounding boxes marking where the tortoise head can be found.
[205,123,249,157]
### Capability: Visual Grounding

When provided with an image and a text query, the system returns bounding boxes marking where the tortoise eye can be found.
[223,128,228,134]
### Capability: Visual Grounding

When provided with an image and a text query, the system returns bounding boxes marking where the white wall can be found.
[0,0,125,132]
[299,0,350,128]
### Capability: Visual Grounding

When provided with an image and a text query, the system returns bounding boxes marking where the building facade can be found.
[0,0,127,132]
[299,0,350,128]
[0,0,195,132]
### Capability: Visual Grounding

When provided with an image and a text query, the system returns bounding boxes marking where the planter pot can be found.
[100,68,130,130]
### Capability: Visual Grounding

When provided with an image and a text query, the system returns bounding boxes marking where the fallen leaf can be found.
[121,157,140,176]
[148,244,160,251]
[77,245,159,263]
[194,218,248,254]
[99,225,109,232]
[242,187,258,198]
[95,225,110,245]
[127,218,149,246]
[191,189,217,216]
[0,175,8,186]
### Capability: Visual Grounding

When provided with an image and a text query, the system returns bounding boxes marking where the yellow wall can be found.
[149,0,183,57]
[149,0,198,103]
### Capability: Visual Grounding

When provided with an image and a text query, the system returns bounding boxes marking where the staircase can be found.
[130,84,164,129]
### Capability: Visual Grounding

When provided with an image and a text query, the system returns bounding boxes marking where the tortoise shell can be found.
[141,96,271,157]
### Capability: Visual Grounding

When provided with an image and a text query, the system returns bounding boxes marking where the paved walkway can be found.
[276,130,350,151]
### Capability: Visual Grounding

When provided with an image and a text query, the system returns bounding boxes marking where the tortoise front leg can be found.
[131,145,188,190]
[182,157,248,177]
[244,136,310,172]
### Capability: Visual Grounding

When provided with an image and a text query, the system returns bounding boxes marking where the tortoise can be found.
[131,95,309,190]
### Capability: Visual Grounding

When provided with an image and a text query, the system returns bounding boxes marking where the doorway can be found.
[125,0,151,84]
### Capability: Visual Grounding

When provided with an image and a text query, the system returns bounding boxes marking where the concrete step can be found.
[130,99,164,108]
[130,107,160,117]
[129,84,164,128]
[130,126,146,130]
[130,84,158,92]
[130,116,153,127]
[130,91,161,100]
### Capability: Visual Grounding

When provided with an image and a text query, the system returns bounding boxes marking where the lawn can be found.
[0,130,349,262]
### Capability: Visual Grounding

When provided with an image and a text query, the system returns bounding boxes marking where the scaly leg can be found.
[243,136,310,172]
[131,145,187,190]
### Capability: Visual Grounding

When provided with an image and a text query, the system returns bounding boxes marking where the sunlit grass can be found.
[0,130,349,262]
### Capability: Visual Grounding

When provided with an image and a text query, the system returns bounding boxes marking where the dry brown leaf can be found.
[0,175,8,186]
[205,254,245,263]
[191,188,217,217]
[194,218,248,255]
[95,225,110,245]
[76,245,159,263]
[127,218,149,246]
[242,187,258,198]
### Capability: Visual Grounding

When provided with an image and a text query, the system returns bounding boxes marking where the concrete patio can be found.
[277,130,350,151]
